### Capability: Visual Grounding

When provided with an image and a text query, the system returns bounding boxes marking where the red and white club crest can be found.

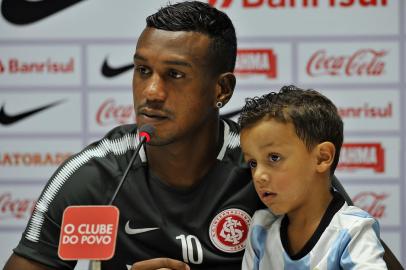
[209,208,251,253]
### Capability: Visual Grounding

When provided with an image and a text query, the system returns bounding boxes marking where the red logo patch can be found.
[209,208,251,253]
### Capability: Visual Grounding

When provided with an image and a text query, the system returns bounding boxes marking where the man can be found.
[4,2,262,270]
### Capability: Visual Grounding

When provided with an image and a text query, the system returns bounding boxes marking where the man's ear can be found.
[215,72,236,107]
[315,142,335,173]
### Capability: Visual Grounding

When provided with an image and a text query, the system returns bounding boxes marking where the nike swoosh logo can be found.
[101,57,133,78]
[0,100,64,126]
[1,0,85,25]
[221,108,242,119]
[125,221,159,235]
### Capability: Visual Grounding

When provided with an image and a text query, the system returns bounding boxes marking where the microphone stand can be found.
[90,126,154,270]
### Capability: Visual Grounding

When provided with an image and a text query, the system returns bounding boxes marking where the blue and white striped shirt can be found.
[242,193,386,270]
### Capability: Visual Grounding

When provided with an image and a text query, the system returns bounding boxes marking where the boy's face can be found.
[240,117,320,215]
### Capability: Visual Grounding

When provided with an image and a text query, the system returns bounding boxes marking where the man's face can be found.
[133,27,219,145]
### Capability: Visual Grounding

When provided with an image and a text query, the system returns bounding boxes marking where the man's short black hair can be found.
[239,85,344,175]
[146,1,237,74]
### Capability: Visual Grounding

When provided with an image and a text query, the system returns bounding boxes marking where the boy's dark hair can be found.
[239,85,344,175]
[146,1,237,74]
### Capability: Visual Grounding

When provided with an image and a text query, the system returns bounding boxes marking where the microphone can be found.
[138,124,155,144]
[58,125,155,261]
[108,124,155,205]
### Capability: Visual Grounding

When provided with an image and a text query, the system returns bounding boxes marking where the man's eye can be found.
[247,160,257,169]
[268,154,281,162]
[135,66,150,75]
[168,70,184,79]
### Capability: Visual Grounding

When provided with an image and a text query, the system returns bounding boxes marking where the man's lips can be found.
[137,108,170,120]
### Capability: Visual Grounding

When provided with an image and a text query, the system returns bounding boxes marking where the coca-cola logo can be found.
[352,192,388,219]
[0,193,36,220]
[306,49,387,77]
[96,98,135,126]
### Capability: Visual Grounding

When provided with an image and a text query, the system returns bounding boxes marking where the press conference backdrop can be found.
[0,0,404,268]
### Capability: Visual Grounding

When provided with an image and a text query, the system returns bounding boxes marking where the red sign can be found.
[58,206,119,260]
[338,143,385,172]
[235,49,277,78]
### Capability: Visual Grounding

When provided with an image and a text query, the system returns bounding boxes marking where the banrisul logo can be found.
[208,0,387,8]
[1,0,84,25]
[208,0,233,8]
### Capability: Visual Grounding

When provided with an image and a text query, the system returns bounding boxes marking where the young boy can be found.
[239,85,387,269]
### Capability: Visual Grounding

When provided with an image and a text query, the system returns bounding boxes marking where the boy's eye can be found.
[247,160,257,169]
[268,154,281,162]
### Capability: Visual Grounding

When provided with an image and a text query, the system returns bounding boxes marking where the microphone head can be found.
[139,124,155,143]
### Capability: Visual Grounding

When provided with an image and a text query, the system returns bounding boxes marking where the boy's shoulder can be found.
[331,203,379,232]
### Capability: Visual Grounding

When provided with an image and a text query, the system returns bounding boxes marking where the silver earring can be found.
[216,101,223,108]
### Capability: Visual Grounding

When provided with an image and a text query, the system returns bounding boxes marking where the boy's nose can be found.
[253,167,269,184]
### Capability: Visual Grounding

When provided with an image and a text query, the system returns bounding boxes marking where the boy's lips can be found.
[259,190,277,202]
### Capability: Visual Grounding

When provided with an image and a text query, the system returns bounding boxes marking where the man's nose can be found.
[143,74,167,101]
